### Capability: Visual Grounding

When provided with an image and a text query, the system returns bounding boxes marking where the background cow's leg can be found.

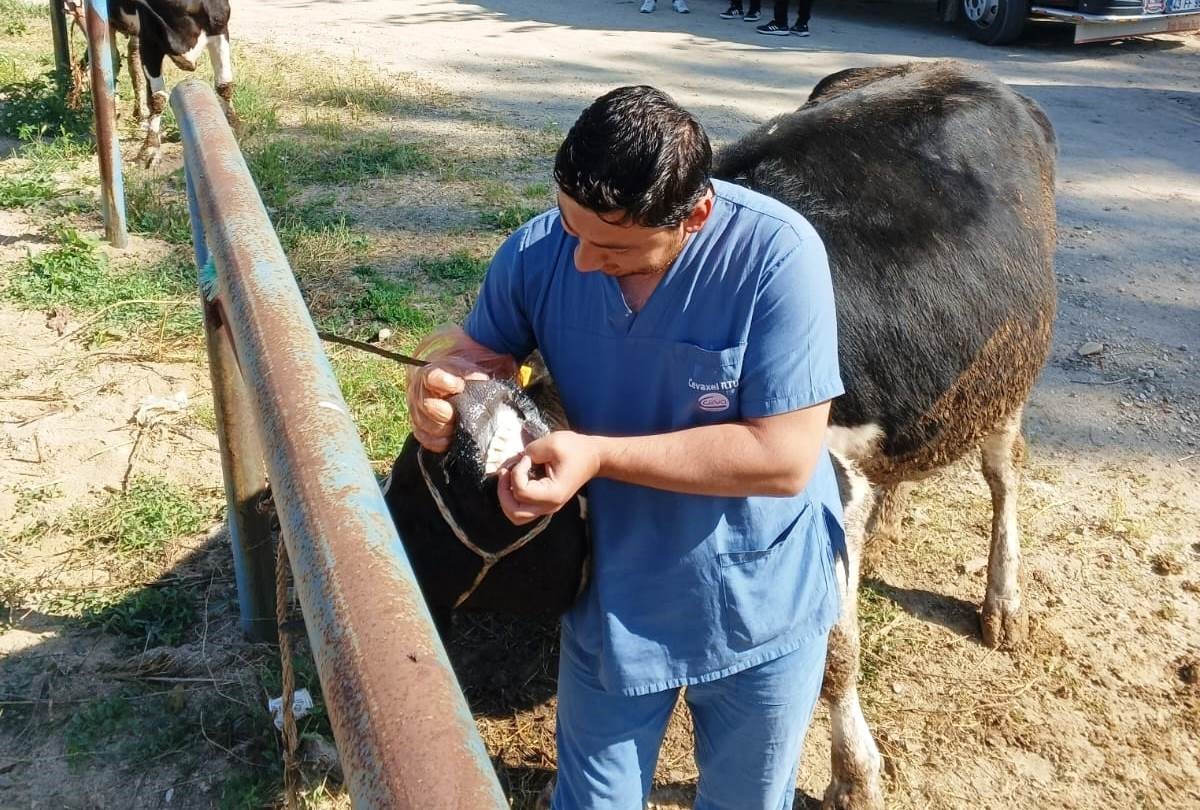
[137,67,167,168]
[207,33,239,131]
[860,480,912,575]
[822,455,884,810]
[979,408,1027,649]
[127,36,148,125]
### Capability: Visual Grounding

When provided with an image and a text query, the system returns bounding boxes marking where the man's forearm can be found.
[589,403,831,498]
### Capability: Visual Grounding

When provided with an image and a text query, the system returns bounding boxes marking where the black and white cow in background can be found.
[66,0,236,166]
[384,59,1058,810]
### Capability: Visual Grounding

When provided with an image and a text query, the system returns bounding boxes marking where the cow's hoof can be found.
[980,597,1027,650]
[137,135,162,169]
[138,146,162,170]
[822,777,884,810]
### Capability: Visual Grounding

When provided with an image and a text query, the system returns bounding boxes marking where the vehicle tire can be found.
[961,0,1028,44]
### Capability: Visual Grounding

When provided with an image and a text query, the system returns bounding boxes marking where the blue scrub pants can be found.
[550,633,829,810]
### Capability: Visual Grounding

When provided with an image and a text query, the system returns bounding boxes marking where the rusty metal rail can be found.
[83,0,128,248]
[171,79,509,809]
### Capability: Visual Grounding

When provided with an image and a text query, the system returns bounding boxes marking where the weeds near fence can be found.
[0,16,567,809]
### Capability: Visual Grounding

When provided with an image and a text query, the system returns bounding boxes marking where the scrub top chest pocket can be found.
[673,342,746,425]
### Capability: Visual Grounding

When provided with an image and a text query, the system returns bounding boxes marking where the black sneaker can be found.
[756,20,791,35]
[791,21,810,35]
[744,10,761,20]
[719,4,742,18]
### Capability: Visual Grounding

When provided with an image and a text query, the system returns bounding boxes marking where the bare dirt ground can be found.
[3,1,1199,807]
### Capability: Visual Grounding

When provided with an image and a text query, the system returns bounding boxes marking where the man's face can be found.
[557,190,703,279]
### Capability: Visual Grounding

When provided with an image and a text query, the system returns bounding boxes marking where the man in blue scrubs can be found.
[407,86,844,810]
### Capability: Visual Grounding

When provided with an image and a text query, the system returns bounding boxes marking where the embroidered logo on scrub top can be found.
[698,392,731,412]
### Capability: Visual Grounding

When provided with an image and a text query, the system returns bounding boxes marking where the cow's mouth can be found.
[448,379,551,484]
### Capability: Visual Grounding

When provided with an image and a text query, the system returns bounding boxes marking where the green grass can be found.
[65,696,132,766]
[70,476,215,554]
[77,585,199,647]
[4,227,201,340]
[522,182,551,199]
[418,251,489,283]
[127,174,193,245]
[0,173,57,207]
[329,351,410,463]
[6,224,110,305]
[0,0,43,35]
[220,769,281,810]
[363,277,435,329]
[482,203,542,233]
[250,135,431,188]
[857,583,903,689]
[0,67,93,141]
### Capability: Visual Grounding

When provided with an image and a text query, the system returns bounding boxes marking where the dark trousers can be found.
[774,0,814,25]
[732,0,763,11]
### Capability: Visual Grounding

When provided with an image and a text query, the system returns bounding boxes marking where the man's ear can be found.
[683,188,715,234]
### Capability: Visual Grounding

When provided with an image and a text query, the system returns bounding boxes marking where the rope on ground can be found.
[276,537,300,808]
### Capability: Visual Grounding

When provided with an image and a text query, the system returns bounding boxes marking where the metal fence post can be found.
[49,0,72,92]
[172,79,510,808]
[83,0,128,248]
[186,166,278,643]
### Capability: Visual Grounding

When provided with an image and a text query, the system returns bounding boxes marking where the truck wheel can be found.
[962,0,1028,44]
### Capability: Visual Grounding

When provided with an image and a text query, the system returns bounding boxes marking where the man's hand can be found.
[497,431,601,525]
[407,363,487,453]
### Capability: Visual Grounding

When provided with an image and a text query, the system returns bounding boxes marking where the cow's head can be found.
[382,371,588,627]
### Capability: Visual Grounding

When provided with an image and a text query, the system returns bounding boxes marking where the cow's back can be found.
[715,60,1057,482]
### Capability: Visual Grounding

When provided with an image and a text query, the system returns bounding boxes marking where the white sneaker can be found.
[640,0,656,11]
[672,0,690,11]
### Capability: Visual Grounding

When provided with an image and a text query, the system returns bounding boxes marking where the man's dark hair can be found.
[554,86,713,228]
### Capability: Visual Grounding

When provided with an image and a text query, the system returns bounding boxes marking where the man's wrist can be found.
[586,434,614,481]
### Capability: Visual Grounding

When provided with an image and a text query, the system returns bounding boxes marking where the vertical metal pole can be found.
[84,0,128,249]
[187,165,277,643]
[204,303,279,642]
[49,0,72,92]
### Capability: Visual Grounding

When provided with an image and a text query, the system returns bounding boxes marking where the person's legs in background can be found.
[756,0,792,34]
[790,0,815,35]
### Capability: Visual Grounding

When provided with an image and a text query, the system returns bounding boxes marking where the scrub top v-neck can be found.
[466,179,845,696]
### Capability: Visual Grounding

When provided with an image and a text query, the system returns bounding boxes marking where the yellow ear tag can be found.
[517,365,534,388]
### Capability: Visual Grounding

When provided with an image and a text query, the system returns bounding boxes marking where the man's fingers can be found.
[412,427,450,453]
[420,396,455,424]
[423,367,467,396]
[497,468,540,525]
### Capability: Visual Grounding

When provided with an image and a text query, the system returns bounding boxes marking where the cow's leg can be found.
[860,480,912,575]
[207,33,239,131]
[979,408,1027,649]
[127,36,148,125]
[137,68,167,168]
[822,455,884,810]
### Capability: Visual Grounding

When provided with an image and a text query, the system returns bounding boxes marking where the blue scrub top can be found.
[466,179,845,696]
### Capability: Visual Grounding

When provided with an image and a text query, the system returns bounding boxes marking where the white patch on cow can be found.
[981,418,1021,606]
[170,31,209,71]
[826,423,884,462]
[147,75,167,139]
[483,404,526,476]
[207,33,233,86]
